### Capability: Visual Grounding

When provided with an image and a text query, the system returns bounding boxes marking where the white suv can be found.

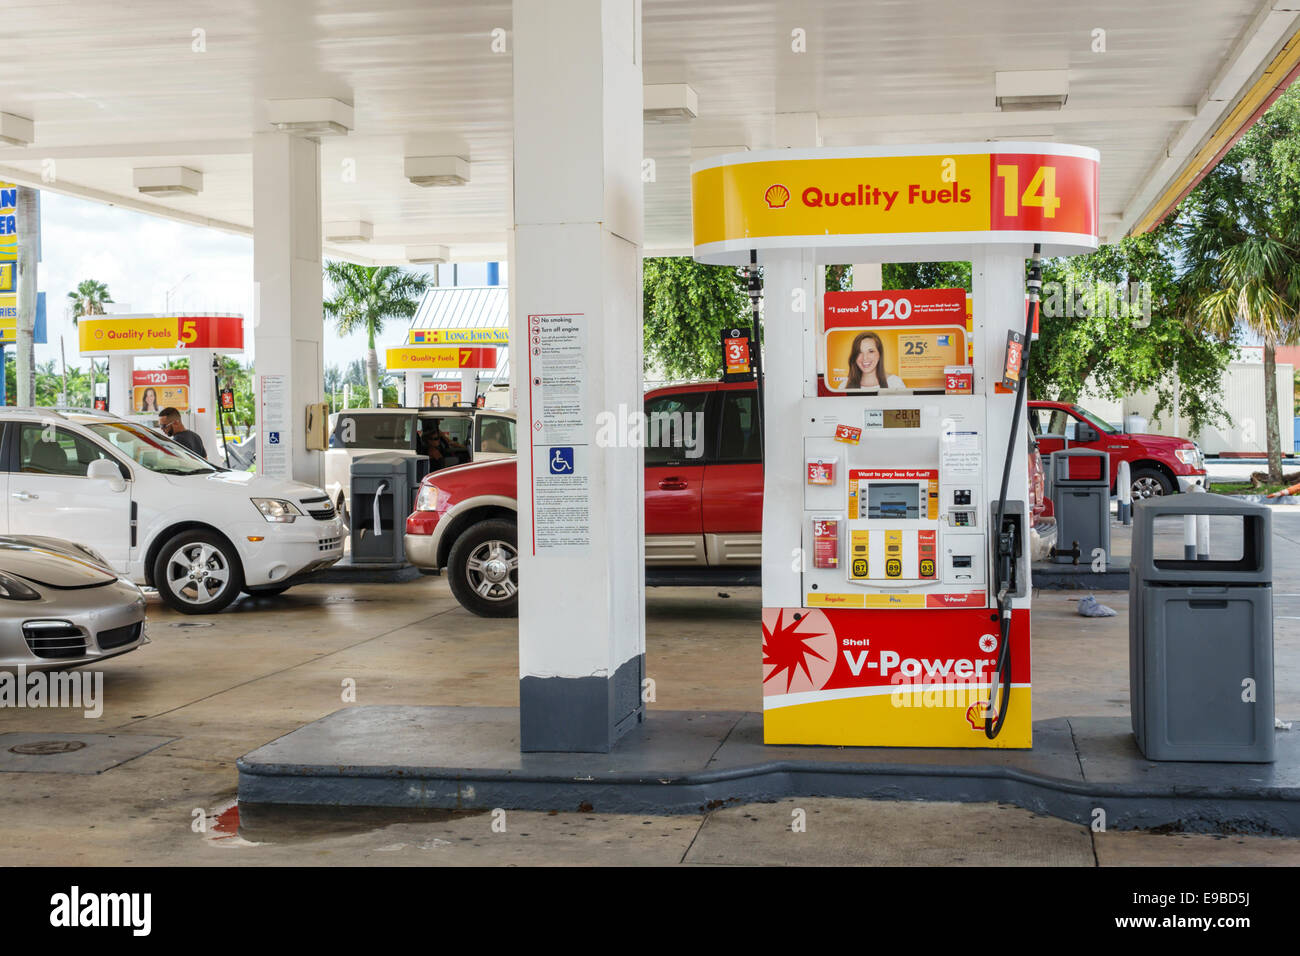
[0,409,344,614]
[324,406,516,520]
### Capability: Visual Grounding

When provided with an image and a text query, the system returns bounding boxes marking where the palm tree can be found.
[67,278,113,320]
[67,279,114,405]
[322,262,430,406]
[1178,87,1300,484]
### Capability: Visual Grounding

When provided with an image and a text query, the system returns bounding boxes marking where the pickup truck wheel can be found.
[1130,466,1173,499]
[153,530,245,615]
[448,519,519,618]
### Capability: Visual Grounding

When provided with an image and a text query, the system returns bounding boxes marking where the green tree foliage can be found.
[642,257,749,380]
[323,261,430,405]
[1177,84,1300,481]
[883,261,971,291]
[1029,227,1233,436]
[66,279,113,320]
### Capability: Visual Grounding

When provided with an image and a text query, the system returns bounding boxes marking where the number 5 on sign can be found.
[179,318,198,344]
[996,164,1060,218]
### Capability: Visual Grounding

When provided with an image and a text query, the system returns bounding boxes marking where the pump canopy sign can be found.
[690,144,1099,264]
[0,184,18,342]
[78,313,245,355]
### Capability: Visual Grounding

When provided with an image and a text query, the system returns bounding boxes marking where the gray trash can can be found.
[1129,494,1274,762]
[1050,449,1110,566]
[349,453,414,565]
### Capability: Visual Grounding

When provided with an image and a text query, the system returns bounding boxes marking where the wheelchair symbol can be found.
[549,447,574,474]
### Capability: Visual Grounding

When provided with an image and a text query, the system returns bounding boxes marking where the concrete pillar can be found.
[189,349,216,457]
[461,369,477,405]
[107,354,131,418]
[512,0,644,752]
[251,132,324,485]
[851,263,883,291]
[405,369,422,407]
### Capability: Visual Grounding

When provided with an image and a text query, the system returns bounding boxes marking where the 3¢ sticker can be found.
[834,424,862,445]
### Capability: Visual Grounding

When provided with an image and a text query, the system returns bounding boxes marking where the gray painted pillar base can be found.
[519,653,645,752]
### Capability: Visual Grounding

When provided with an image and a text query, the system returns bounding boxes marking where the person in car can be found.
[481,420,511,453]
[419,419,452,469]
[158,407,208,458]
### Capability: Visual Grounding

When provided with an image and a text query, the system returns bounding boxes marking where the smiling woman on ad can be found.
[846,331,904,389]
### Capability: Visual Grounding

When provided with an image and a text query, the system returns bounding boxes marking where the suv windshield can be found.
[330,413,416,450]
[84,421,218,475]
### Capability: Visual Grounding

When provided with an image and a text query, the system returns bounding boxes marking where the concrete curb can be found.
[236,707,1300,835]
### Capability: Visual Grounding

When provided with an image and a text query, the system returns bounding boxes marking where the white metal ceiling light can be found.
[133,166,203,196]
[404,156,470,187]
[994,70,1069,112]
[644,84,698,122]
[324,220,374,243]
[266,98,354,136]
[406,244,449,264]
[0,112,34,147]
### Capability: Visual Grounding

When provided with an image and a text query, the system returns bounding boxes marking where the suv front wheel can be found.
[153,530,245,614]
[447,519,519,618]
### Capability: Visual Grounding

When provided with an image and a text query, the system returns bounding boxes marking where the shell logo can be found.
[764,183,790,209]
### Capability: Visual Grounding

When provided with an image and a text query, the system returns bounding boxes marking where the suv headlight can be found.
[0,571,40,601]
[415,484,441,512]
[251,498,303,523]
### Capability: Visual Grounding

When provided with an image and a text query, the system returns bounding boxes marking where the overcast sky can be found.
[30,190,440,374]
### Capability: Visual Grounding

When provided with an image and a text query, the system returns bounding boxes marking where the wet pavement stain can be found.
[206,801,487,848]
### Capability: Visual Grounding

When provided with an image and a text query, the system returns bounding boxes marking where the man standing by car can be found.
[158,407,208,458]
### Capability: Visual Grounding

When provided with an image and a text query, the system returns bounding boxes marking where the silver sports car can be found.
[0,536,147,672]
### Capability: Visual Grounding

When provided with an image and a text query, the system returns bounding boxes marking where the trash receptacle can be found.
[1050,449,1110,566]
[349,453,414,565]
[1129,494,1274,762]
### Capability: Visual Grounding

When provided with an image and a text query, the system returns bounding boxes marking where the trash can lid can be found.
[349,451,417,474]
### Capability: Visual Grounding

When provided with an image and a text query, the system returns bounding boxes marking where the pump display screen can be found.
[883,408,921,429]
[867,482,920,520]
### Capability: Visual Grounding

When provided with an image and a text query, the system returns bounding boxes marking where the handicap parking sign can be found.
[268,431,280,445]
[549,446,574,474]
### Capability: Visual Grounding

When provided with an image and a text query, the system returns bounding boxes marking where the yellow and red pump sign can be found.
[762,606,1031,748]
[408,327,508,346]
[386,346,497,371]
[691,144,1099,263]
[78,313,245,355]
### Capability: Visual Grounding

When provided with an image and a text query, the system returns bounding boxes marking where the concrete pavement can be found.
[0,508,1297,865]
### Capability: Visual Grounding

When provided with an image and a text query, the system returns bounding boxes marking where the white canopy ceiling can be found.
[0,0,1295,262]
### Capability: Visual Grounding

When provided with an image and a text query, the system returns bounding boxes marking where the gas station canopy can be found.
[0,0,1296,262]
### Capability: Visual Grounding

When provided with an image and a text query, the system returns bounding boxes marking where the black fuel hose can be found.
[987,243,1041,739]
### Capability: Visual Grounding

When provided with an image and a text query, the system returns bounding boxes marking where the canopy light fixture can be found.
[404,156,470,187]
[133,166,203,196]
[406,245,449,264]
[0,112,34,147]
[324,220,374,243]
[994,70,1068,112]
[266,97,353,136]
[644,84,698,122]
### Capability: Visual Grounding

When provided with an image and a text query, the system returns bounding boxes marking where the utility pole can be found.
[15,187,38,407]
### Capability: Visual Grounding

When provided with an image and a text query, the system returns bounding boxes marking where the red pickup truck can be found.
[405,380,1069,617]
[1028,400,1206,500]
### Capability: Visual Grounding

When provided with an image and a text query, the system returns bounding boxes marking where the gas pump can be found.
[689,142,1100,749]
